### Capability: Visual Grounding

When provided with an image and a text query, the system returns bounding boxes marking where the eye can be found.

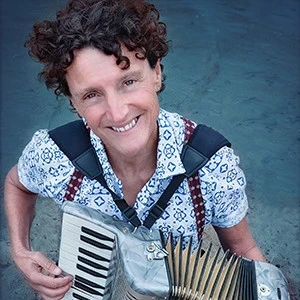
[84,92,97,100]
[124,79,135,86]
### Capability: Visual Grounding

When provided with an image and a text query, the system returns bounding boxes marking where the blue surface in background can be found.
[1,0,299,298]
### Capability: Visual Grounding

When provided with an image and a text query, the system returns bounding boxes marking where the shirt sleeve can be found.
[18,129,74,202]
[200,146,249,228]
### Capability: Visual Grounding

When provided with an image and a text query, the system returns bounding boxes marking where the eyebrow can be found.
[119,69,144,82]
[71,87,95,100]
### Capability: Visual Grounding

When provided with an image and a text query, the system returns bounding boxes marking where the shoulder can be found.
[30,129,53,145]
[18,128,74,196]
[200,146,248,228]
[20,129,68,162]
[203,146,243,181]
[200,145,246,193]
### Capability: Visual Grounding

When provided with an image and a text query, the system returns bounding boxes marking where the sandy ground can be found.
[1,0,299,299]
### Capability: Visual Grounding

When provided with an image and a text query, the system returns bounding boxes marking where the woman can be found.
[5,0,265,299]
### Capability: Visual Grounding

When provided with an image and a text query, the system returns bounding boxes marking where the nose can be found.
[105,91,128,123]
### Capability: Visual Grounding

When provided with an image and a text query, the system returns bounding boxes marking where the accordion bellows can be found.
[166,236,257,299]
[59,202,289,300]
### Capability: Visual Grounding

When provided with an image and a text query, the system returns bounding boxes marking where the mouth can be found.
[111,117,138,133]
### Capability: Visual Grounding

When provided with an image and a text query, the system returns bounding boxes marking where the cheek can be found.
[148,91,160,114]
[138,85,160,106]
[84,107,104,122]
[74,104,103,128]
[145,91,160,117]
[151,97,160,115]
[136,92,159,116]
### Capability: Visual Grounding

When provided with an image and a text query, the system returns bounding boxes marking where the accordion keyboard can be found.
[59,213,115,300]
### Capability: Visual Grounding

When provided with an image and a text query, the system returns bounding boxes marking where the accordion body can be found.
[59,202,289,300]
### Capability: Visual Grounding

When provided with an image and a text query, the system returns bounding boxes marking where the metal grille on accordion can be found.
[58,202,290,300]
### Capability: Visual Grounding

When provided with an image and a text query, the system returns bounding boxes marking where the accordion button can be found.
[122,227,130,234]
[258,283,271,297]
[147,244,156,252]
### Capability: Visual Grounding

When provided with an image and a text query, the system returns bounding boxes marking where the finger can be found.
[30,274,73,297]
[31,272,73,289]
[32,251,62,276]
[34,278,73,300]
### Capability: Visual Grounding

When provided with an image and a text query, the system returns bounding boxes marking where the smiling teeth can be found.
[112,118,137,132]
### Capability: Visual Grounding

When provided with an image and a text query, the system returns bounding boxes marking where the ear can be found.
[154,59,162,91]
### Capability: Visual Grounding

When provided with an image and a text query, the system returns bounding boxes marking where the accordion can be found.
[58,202,289,300]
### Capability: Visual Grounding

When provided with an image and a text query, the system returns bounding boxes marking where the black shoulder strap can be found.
[143,124,231,229]
[181,124,231,177]
[49,120,103,179]
[49,120,142,227]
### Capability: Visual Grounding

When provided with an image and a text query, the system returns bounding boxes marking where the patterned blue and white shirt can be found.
[18,109,248,247]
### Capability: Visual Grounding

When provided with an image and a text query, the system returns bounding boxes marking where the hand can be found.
[13,249,73,300]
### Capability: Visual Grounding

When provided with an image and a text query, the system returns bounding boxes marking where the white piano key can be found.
[63,214,115,240]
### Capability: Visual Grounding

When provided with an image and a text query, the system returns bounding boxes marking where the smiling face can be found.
[66,47,162,159]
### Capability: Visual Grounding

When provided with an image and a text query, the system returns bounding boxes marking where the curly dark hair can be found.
[25,0,169,97]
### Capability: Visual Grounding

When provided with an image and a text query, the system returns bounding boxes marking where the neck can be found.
[106,134,158,181]
[109,146,157,180]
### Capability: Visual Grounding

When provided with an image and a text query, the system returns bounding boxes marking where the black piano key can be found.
[80,235,113,251]
[75,275,105,289]
[78,255,109,271]
[77,263,107,278]
[73,292,90,300]
[79,247,110,263]
[81,226,114,242]
[74,281,104,296]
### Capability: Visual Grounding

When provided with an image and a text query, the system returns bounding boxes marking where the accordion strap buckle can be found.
[143,203,166,229]
[122,206,141,227]
[149,204,165,219]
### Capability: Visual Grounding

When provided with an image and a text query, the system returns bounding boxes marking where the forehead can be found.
[66,47,150,97]
[69,47,146,73]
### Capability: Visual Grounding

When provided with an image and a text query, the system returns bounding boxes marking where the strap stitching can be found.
[183,118,205,240]
[63,169,84,201]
